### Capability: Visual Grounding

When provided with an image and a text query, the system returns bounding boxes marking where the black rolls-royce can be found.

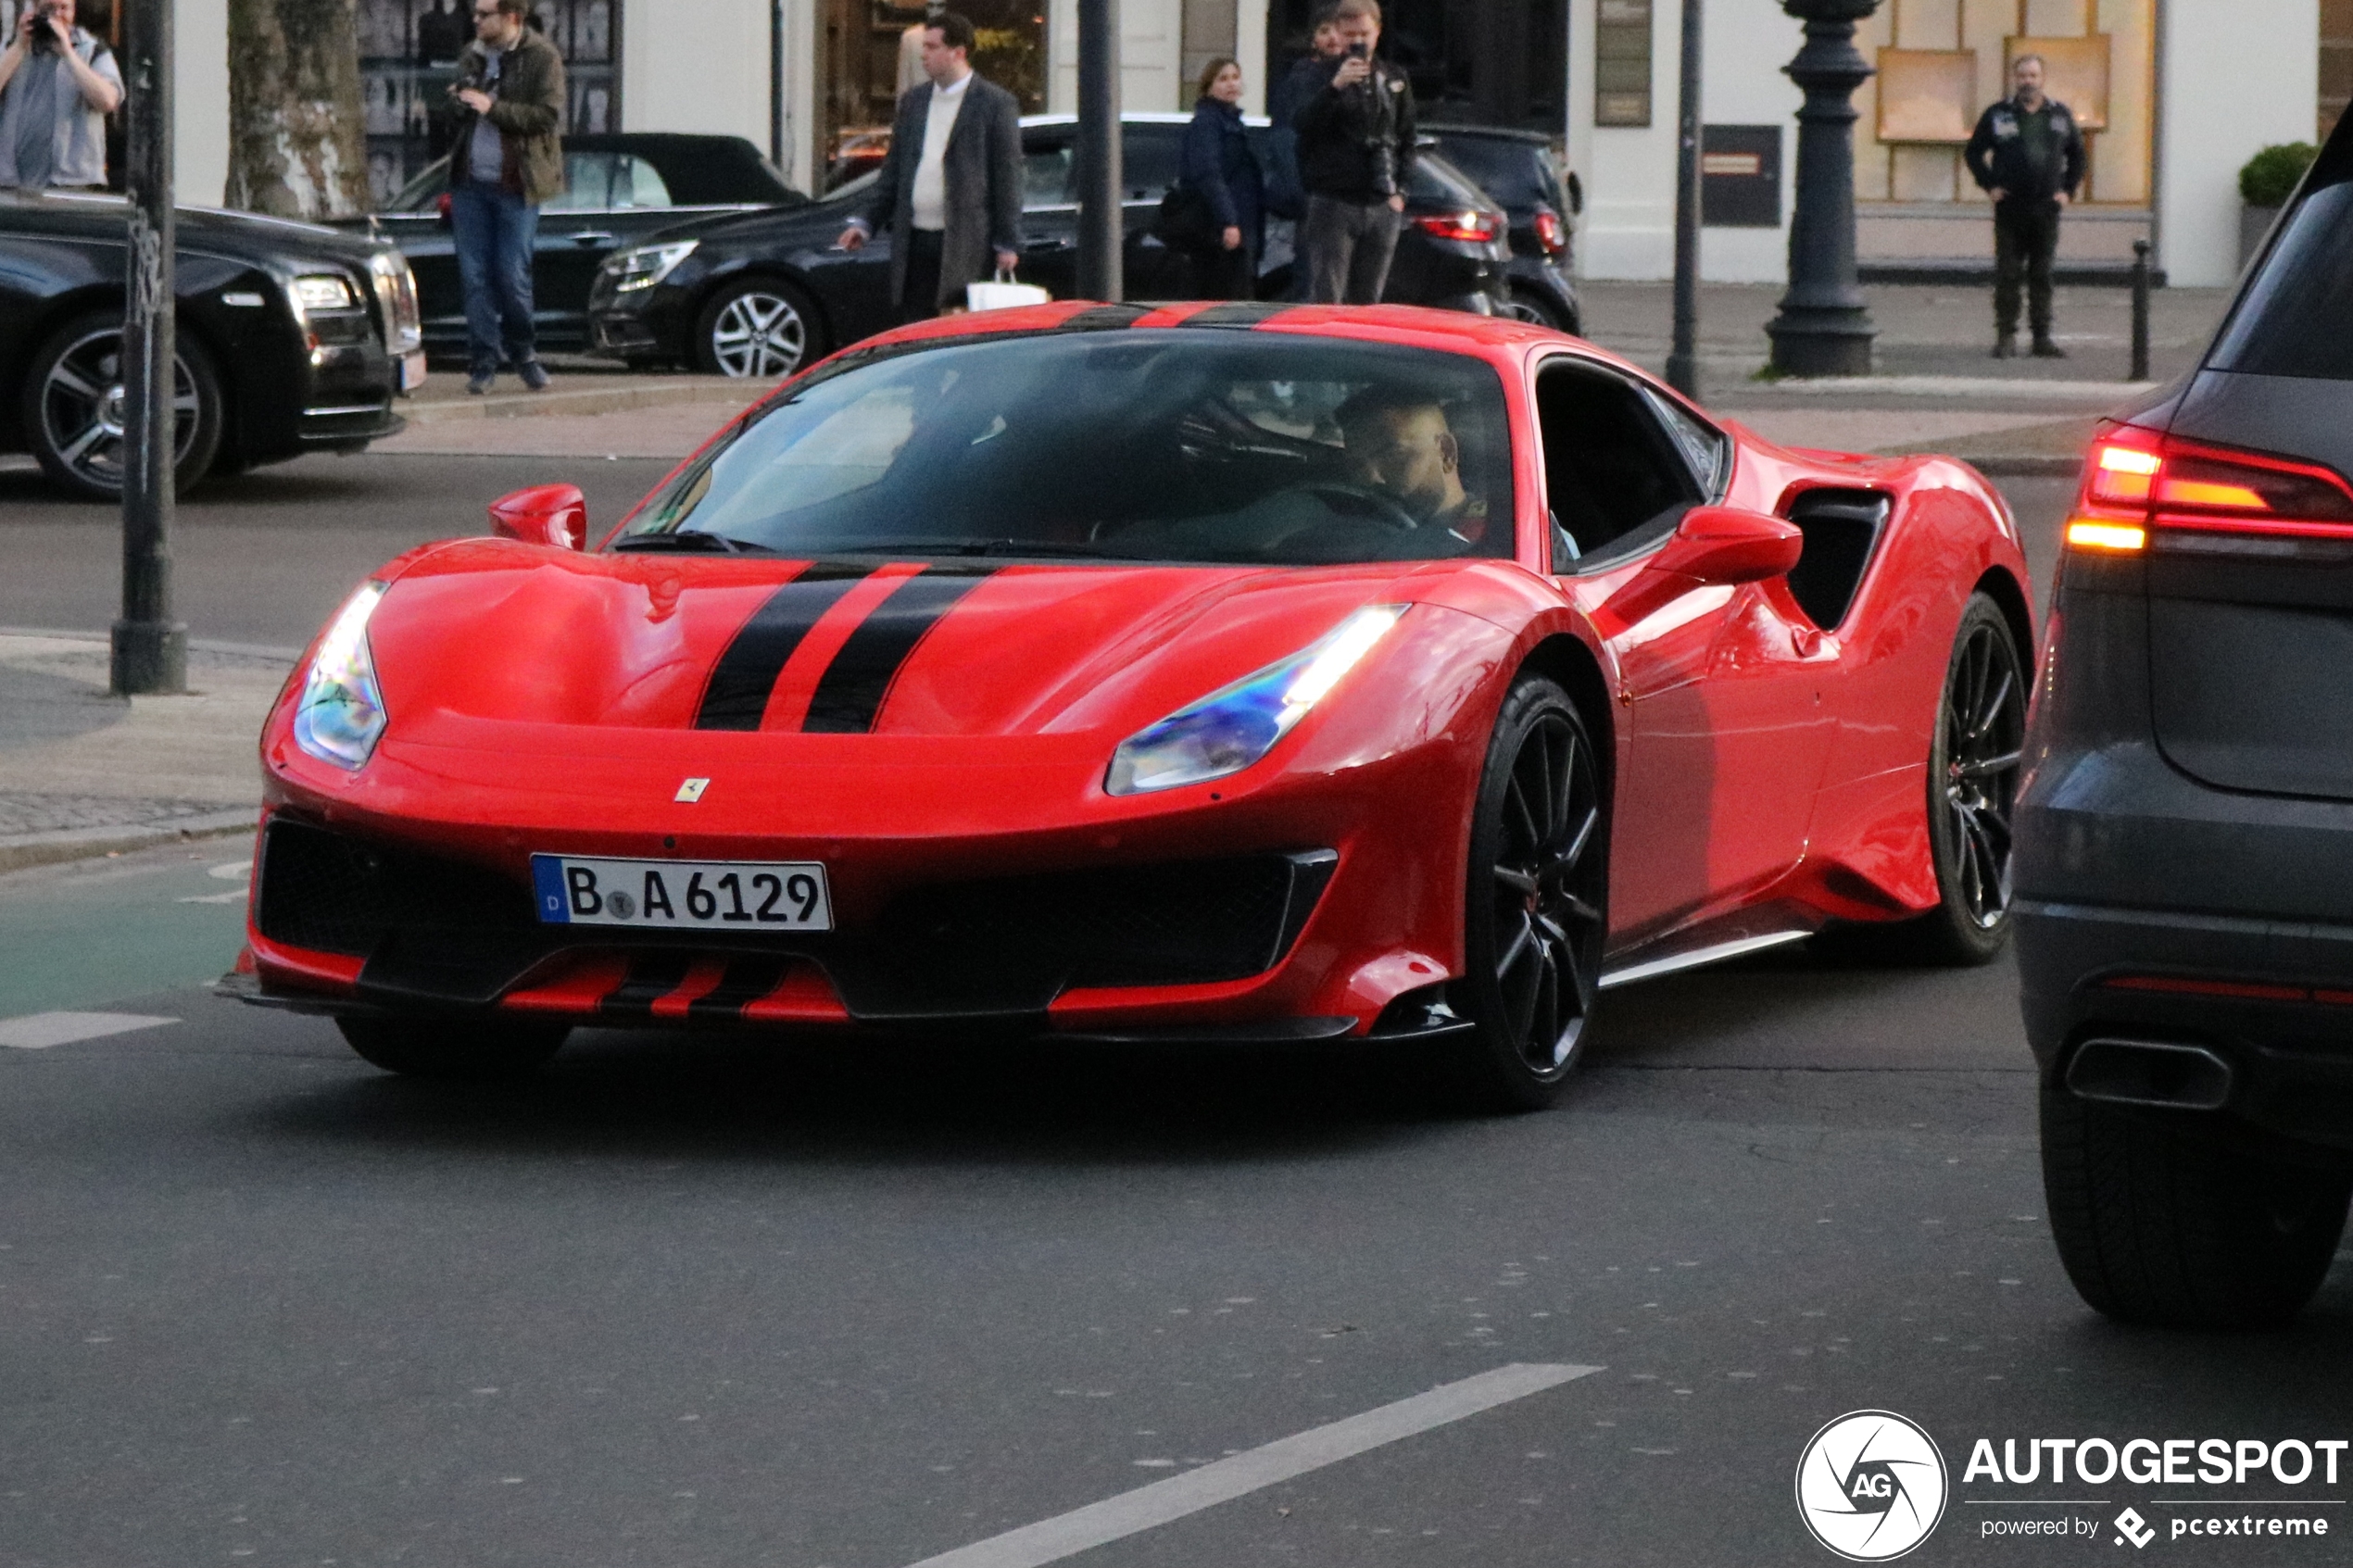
[585,113,1511,380]
[0,190,419,501]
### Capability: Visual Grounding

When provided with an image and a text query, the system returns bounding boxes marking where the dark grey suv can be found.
[2015,113,2353,1327]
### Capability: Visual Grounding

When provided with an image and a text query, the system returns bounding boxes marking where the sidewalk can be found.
[0,633,282,872]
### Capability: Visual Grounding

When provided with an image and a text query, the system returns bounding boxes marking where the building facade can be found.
[162,0,2327,290]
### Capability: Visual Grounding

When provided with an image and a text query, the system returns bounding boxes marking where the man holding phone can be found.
[1291,0,1415,305]
[0,0,122,192]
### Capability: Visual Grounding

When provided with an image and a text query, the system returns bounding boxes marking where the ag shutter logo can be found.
[1796,1410,1950,1562]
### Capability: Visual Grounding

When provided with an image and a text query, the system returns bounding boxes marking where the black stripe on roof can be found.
[802,566,1000,734]
[1059,304,1154,330]
[1179,303,1301,328]
[694,561,881,731]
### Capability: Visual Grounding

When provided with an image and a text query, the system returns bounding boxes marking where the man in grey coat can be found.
[837,10,1022,320]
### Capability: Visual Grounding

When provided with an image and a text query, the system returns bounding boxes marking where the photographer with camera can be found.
[0,0,121,192]
[1291,0,1414,306]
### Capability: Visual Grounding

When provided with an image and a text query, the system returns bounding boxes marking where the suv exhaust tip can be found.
[2065,1037,2235,1111]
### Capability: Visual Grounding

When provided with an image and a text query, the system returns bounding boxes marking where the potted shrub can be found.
[2240,142,2318,268]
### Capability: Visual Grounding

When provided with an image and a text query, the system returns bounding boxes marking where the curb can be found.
[0,809,259,876]
[402,379,762,426]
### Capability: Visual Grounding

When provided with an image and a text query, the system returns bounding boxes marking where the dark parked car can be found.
[587,113,1511,379]
[2015,106,2353,1328]
[336,132,801,361]
[1420,124,1582,333]
[1,190,418,501]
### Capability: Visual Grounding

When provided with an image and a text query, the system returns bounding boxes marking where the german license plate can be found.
[531,855,833,931]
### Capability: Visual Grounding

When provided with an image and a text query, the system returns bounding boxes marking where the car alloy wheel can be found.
[1453,676,1608,1110]
[25,314,221,501]
[1499,286,1573,332]
[1939,596,2026,932]
[701,282,810,378]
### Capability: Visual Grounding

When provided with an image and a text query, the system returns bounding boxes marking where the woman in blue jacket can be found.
[1178,58,1264,300]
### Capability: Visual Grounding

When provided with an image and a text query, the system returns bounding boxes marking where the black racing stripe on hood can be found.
[1182,302,1299,328]
[695,561,881,731]
[802,565,1001,734]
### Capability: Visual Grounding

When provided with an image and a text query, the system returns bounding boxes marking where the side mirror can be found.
[488,483,587,551]
[1650,505,1804,585]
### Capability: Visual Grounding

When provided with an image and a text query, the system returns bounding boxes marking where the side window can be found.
[1023,142,1074,209]
[612,153,674,208]
[1642,387,1730,496]
[1534,361,1704,572]
[547,152,613,212]
[1121,126,1181,202]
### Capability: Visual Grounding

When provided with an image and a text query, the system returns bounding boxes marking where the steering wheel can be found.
[1295,482,1423,533]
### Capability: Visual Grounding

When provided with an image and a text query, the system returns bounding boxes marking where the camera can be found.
[22,0,69,51]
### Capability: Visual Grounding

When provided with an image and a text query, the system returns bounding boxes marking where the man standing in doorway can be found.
[1293,0,1416,306]
[838,11,1021,321]
[447,0,565,394]
[1966,53,2085,358]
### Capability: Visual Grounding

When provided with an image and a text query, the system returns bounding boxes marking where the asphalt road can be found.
[0,455,678,649]
[9,463,2349,1566]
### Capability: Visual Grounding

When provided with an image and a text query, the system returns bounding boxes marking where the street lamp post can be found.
[113,0,185,696]
[1764,0,1881,378]
[1075,0,1122,301]
[1665,0,1705,398]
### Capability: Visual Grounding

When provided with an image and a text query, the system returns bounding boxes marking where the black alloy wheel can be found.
[1451,675,1609,1110]
[23,311,224,502]
[338,1016,570,1082]
[1501,283,1576,333]
[1831,593,2025,965]
[691,276,822,379]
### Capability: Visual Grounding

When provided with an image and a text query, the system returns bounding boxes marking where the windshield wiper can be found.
[610,530,773,555]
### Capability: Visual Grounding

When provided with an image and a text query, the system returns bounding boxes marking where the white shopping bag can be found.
[966,268,1051,312]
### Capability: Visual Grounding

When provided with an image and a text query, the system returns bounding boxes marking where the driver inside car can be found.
[1334,388,1490,544]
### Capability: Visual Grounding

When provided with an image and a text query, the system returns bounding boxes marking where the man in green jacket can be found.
[447,0,565,393]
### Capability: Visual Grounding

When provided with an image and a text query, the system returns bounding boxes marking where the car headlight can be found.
[292,274,357,312]
[293,583,389,771]
[1104,606,1406,797]
[604,239,698,292]
[366,250,423,354]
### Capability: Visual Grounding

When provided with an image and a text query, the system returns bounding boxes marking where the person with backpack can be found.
[0,0,121,192]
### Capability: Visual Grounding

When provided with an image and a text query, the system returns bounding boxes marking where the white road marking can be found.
[0,1012,179,1049]
[900,1361,1602,1568]
[207,862,252,882]
[177,892,245,904]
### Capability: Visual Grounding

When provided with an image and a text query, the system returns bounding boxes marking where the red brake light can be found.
[1532,207,1566,256]
[1416,209,1499,243]
[2067,427,2353,556]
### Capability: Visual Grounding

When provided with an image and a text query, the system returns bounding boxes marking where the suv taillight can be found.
[1416,209,1500,243]
[1533,207,1566,257]
[2065,425,2353,557]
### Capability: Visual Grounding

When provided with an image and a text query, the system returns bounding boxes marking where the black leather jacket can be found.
[1293,55,1417,204]
[1966,96,2086,205]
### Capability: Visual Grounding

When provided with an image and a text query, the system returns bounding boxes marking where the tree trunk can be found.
[226,0,370,219]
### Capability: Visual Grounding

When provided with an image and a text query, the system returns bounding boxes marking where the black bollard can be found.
[2129,238,2151,383]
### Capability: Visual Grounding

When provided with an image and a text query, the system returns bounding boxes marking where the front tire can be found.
[690,276,824,379]
[2041,1090,2351,1328]
[1502,282,1578,334]
[1449,677,1609,1110]
[23,311,224,502]
[338,1015,569,1082]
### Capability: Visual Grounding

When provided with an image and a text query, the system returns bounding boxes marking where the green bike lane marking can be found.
[0,836,255,1020]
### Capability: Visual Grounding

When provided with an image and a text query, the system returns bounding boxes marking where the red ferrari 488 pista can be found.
[229,301,2032,1108]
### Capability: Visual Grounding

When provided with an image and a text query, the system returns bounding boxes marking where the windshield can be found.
[617,332,1517,566]
[1428,135,1561,212]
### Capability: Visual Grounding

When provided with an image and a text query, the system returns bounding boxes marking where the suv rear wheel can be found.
[2041,1089,2352,1327]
